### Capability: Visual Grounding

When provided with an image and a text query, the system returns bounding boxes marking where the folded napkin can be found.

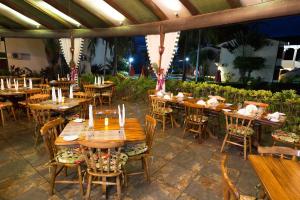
[29,79,32,89]
[177,92,184,98]
[69,85,73,99]
[23,77,27,88]
[163,94,171,100]
[118,104,125,127]
[245,104,258,115]
[67,74,70,81]
[57,74,60,81]
[52,87,56,102]
[267,112,280,121]
[94,76,97,85]
[207,98,218,106]
[237,108,247,115]
[156,90,164,97]
[88,104,94,128]
[0,79,4,90]
[197,100,206,106]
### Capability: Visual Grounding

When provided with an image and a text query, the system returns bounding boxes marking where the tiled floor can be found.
[0,101,264,200]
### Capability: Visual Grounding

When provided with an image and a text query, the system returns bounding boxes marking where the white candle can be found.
[23,77,27,88]
[57,74,60,81]
[104,117,109,126]
[1,79,4,90]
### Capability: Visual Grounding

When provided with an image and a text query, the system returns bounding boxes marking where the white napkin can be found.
[94,76,97,85]
[156,90,164,97]
[177,92,184,98]
[88,104,94,128]
[118,104,125,127]
[267,112,280,121]
[0,79,4,90]
[58,88,63,103]
[15,80,19,91]
[23,77,27,88]
[69,85,73,99]
[29,78,32,89]
[52,87,56,102]
[102,76,104,84]
[197,100,206,106]
[67,74,70,81]
[97,76,101,86]
[163,94,171,100]
[57,74,60,81]
[245,104,257,115]
[207,98,218,105]
[237,108,247,115]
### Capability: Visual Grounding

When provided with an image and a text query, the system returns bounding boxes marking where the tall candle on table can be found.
[29,79,32,89]
[23,77,27,88]
[1,79,4,90]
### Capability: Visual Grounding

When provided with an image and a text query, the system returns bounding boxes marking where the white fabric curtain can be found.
[59,38,84,66]
[145,31,180,75]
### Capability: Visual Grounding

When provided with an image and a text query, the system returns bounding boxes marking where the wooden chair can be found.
[258,146,299,161]
[39,84,51,95]
[221,112,254,160]
[208,95,226,102]
[28,94,50,104]
[221,154,256,200]
[40,118,84,197]
[271,129,300,149]
[24,89,42,119]
[124,115,157,182]
[73,92,90,99]
[147,89,156,115]
[83,85,101,106]
[151,96,173,132]
[29,104,51,146]
[183,102,208,143]
[0,101,16,127]
[79,140,128,200]
[101,86,114,106]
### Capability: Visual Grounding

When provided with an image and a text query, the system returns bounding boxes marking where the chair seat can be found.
[102,92,112,97]
[240,195,256,200]
[0,102,13,108]
[55,148,85,164]
[154,107,173,114]
[272,129,300,143]
[186,114,208,123]
[228,124,254,136]
[124,142,148,156]
[94,153,128,171]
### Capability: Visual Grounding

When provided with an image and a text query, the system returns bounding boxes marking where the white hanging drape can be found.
[146,31,180,75]
[59,38,84,66]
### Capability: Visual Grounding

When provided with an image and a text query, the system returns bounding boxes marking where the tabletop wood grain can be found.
[249,155,300,200]
[55,118,145,145]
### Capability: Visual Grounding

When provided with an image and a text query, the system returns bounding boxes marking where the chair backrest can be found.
[79,98,93,119]
[28,94,49,104]
[145,115,157,153]
[244,101,269,109]
[40,118,65,161]
[184,101,206,123]
[79,140,124,174]
[73,92,89,99]
[224,112,253,134]
[29,104,51,125]
[83,85,97,97]
[151,96,167,115]
[221,154,240,200]
[147,89,156,96]
[39,84,50,94]
[258,146,299,161]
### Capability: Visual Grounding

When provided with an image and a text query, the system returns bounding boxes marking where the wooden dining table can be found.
[55,118,145,146]
[0,88,41,96]
[249,155,300,200]
[33,98,88,113]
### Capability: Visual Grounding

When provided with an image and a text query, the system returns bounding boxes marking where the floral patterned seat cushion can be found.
[55,148,85,164]
[272,129,300,143]
[94,153,128,171]
[228,124,254,136]
[124,142,148,156]
[186,114,208,123]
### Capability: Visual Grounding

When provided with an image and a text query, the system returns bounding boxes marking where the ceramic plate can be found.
[225,103,233,106]
[63,135,79,141]
[222,109,231,112]
[73,118,84,123]
[188,97,193,99]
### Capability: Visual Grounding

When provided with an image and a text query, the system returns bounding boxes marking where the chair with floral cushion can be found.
[221,154,256,200]
[0,101,16,127]
[79,140,128,200]
[40,118,84,197]
[183,102,208,143]
[272,129,300,149]
[29,104,51,146]
[124,115,157,183]
[151,96,173,132]
[258,146,299,161]
[221,112,254,160]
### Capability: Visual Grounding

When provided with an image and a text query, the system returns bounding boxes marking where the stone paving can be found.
[0,101,264,200]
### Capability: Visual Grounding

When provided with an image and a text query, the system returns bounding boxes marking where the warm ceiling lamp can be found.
[160,0,182,12]
[0,3,41,28]
[27,0,81,27]
[74,0,125,25]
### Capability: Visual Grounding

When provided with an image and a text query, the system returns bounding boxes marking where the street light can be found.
[129,57,134,64]
[185,57,189,62]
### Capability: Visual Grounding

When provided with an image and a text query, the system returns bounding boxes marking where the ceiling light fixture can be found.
[0,3,41,28]
[161,0,182,12]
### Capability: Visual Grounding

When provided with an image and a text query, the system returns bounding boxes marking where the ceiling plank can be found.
[141,0,168,20]
[226,0,242,8]
[0,14,26,29]
[179,0,199,15]
[1,0,300,38]
[104,0,140,24]
[0,0,53,29]
[43,0,91,28]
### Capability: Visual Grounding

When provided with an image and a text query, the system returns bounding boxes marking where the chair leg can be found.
[143,157,150,182]
[77,165,84,197]
[0,109,4,127]
[102,177,107,198]
[116,175,121,200]
[50,165,57,195]
[220,133,229,153]
[244,136,247,160]
[162,115,165,132]
[11,106,16,120]
[249,137,252,154]
[85,174,92,200]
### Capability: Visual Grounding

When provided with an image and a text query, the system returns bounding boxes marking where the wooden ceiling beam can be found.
[43,0,92,28]
[226,0,242,8]
[179,0,199,15]
[0,0,52,29]
[1,0,300,38]
[104,0,140,24]
[141,0,168,20]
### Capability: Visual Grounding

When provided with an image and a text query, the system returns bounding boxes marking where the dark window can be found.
[296,49,300,61]
[284,48,294,60]
[276,47,284,59]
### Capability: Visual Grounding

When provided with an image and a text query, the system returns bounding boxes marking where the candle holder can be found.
[104,117,109,126]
